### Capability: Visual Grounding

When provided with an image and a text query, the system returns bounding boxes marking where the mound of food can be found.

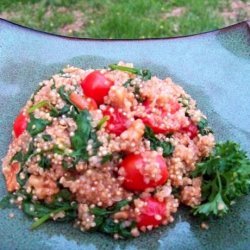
[1,62,249,239]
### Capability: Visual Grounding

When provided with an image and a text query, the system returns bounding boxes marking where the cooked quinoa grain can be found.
[1,62,215,238]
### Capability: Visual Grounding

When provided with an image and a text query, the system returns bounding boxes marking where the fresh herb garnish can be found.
[27,114,52,137]
[192,141,250,217]
[197,118,213,135]
[144,126,174,157]
[42,134,52,141]
[109,64,151,81]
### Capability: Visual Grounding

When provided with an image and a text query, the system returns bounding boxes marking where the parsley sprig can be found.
[192,141,250,217]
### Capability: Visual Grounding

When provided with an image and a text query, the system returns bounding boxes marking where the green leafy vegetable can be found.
[16,171,29,187]
[38,155,51,169]
[62,159,74,170]
[28,100,50,113]
[123,78,133,87]
[90,199,135,238]
[97,218,135,238]
[0,194,16,209]
[71,110,101,163]
[27,114,52,137]
[197,118,213,135]
[11,151,24,163]
[144,126,174,157]
[31,205,76,229]
[96,116,109,130]
[42,134,53,141]
[109,64,151,81]
[50,105,70,117]
[101,154,113,164]
[192,141,250,217]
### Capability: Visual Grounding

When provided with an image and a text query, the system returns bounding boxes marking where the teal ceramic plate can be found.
[0,19,249,250]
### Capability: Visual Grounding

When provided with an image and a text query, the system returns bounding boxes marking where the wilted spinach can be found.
[27,114,52,137]
[144,126,174,157]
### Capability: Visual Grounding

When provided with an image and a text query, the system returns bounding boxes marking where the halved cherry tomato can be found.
[80,71,114,104]
[13,112,28,138]
[181,122,198,139]
[103,107,130,136]
[120,153,168,191]
[141,100,180,134]
[69,92,97,111]
[137,197,166,228]
[3,162,20,192]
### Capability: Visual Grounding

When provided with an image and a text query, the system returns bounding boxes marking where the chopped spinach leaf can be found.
[197,118,213,135]
[134,85,144,103]
[16,171,29,187]
[71,110,101,163]
[90,199,135,238]
[42,134,52,141]
[62,159,74,170]
[50,105,70,117]
[123,78,133,87]
[144,126,174,157]
[101,154,113,164]
[38,155,51,169]
[0,193,16,209]
[27,114,52,137]
[11,151,24,163]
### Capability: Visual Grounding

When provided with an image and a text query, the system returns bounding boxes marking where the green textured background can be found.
[0,19,249,250]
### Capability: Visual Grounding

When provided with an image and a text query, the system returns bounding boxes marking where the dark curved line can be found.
[0,18,249,42]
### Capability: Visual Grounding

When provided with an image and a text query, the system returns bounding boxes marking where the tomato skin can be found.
[80,71,114,104]
[103,107,130,136]
[120,153,168,191]
[141,100,180,134]
[137,197,166,228]
[13,112,28,138]
[181,123,198,139]
[69,92,97,111]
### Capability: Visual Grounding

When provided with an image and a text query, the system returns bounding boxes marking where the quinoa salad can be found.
[1,62,250,239]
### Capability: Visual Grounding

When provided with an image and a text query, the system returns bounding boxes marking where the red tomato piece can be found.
[69,92,97,111]
[120,153,168,191]
[103,107,130,136]
[80,71,114,104]
[13,112,28,138]
[137,197,166,228]
[181,122,198,139]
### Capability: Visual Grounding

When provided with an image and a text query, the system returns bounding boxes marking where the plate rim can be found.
[0,17,249,42]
